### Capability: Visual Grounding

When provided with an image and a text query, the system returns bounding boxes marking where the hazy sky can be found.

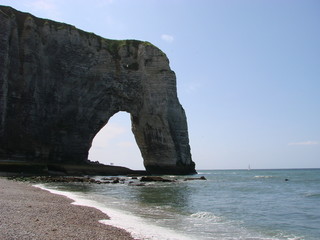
[2,0,320,170]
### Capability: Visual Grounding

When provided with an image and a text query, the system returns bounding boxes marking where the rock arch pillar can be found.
[131,107,195,174]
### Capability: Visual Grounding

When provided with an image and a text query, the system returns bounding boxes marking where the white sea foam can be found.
[190,211,222,221]
[34,184,193,240]
[254,175,274,179]
[304,192,320,198]
[188,211,279,240]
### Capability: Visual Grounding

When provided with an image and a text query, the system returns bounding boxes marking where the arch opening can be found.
[88,111,144,170]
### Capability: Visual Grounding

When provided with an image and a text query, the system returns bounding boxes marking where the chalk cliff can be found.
[0,6,195,174]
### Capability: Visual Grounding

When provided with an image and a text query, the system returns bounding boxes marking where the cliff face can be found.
[0,6,195,174]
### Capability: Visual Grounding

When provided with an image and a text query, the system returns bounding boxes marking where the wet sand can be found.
[0,178,135,240]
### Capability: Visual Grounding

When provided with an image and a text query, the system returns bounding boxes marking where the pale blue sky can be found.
[2,0,320,170]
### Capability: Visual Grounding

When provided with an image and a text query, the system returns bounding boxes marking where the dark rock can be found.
[129,182,146,186]
[0,6,196,175]
[135,183,146,186]
[184,176,207,181]
[8,175,104,184]
[140,176,175,182]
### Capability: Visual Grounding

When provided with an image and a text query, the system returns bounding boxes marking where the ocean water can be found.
[37,169,320,240]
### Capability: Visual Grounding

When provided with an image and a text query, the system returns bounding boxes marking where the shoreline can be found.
[34,183,194,240]
[0,177,135,240]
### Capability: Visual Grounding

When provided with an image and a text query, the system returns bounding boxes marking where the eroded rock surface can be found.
[0,6,196,174]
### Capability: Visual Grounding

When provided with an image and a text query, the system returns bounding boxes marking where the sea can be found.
[36,169,320,240]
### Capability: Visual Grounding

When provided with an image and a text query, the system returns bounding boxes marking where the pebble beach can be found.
[0,177,135,240]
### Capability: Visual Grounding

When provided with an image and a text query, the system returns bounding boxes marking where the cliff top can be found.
[0,5,161,55]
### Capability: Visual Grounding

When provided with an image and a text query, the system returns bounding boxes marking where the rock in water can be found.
[0,6,196,175]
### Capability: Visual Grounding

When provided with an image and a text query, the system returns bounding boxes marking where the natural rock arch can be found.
[0,6,196,174]
[88,111,144,169]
